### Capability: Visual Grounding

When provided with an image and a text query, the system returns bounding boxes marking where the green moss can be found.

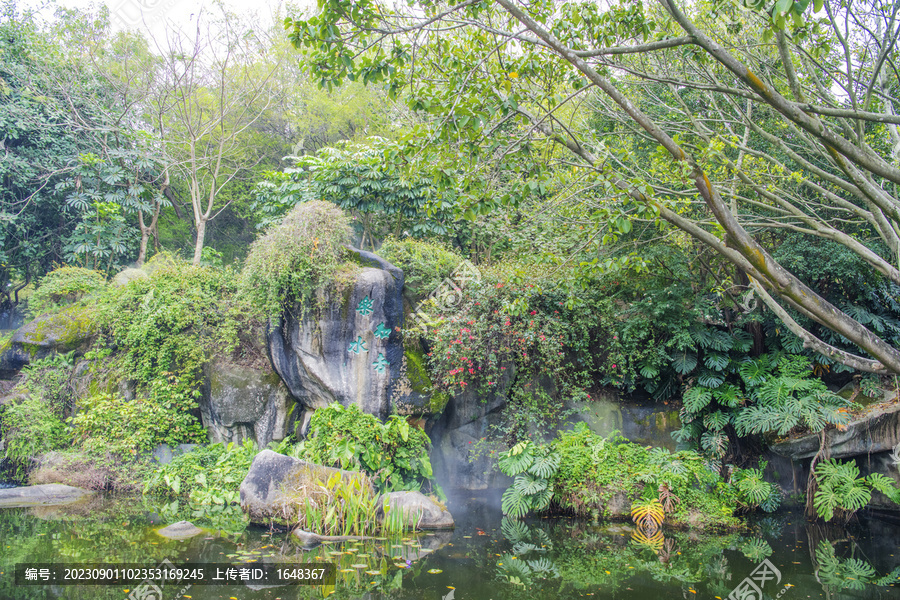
[403,348,433,394]
[25,305,95,351]
[402,348,450,415]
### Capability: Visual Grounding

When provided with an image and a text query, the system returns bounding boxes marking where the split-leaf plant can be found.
[812,458,900,523]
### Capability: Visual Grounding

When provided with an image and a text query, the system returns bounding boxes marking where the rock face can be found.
[430,379,682,490]
[429,377,514,491]
[376,491,454,530]
[239,450,373,526]
[0,483,93,507]
[772,404,900,460]
[268,247,404,420]
[769,404,900,510]
[200,359,298,447]
[0,306,94,377]
[156,520,204,540]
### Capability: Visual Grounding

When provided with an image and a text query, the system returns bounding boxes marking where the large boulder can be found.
[200,359,298,447]
[0,306,94,377]
[375,491,454,530]
[239,449,373,527]
[268,247,404,420]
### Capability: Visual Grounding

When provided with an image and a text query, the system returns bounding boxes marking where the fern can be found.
[866,472,900,504]
[682,386,712,413]
[703,410,728,431]
[514,473,548,496]
[703,351,730,371]
[527,452,561,479]
[501,485,531,519]
[671,350,698,374]
[697,370,724,388]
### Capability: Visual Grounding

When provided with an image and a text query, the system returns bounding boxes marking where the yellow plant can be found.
[630,498,665,531]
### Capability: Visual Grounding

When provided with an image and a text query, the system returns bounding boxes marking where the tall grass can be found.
[296,471,409,536]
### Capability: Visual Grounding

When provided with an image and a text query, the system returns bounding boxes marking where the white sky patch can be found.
[19,0,315,40]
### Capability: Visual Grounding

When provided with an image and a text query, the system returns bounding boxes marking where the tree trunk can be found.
[193,218,207,265]
[138,230,149,267]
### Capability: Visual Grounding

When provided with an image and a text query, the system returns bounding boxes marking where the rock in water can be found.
[267,247,404,420]
[156,521,204,540]
[239,450,373,527]
[0,484,93,507]
[376,491,454,530]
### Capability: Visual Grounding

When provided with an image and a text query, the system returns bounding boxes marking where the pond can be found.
[1,491,898,600]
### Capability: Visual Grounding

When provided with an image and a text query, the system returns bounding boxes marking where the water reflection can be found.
[0,494,898,599]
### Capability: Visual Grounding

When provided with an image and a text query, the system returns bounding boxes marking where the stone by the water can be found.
[239,449,373,526]
[0,484,93,508]
[156,520,204,540]
[376,491,455,530]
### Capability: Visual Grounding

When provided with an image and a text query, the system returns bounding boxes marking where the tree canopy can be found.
[284,0,900,374]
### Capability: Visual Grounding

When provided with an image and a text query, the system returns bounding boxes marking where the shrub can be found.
[299,403,441,496]
[812,458,900,522]
[28,266,106,316]
[0,396,69,479]
[14,353,76,416]
[675,353,855,459]
[239,201,354,318]
[70,385,206,457]
[97,258,242,386]
[497,423,781,529]
[144,441,259,506]
[377,237,463,299]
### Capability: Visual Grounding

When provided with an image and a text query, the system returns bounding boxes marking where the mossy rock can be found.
[0,305,96,375]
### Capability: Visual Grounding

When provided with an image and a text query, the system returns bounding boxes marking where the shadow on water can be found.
[0,493,898,599]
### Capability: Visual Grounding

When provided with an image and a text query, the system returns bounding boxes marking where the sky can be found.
[19,0,315,41]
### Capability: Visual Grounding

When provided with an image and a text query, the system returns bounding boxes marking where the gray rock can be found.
[291,529,373,546]
[156,520,204,540]
[110,268,148,287]
[200,359,298,447]
[152,444,199,465]
[605,491,632,518]
[0,306,94,377]
[0,484,93,507]
[376,491,454,530]
[382,530,453,563]
[239,450,373,526]
[429,364,516,490]
[267,247,404,420]
[771,403,900,460]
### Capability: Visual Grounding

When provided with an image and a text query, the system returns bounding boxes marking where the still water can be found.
[1,491,898,600]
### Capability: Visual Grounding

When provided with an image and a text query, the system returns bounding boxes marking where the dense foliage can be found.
[239,201,355,318]
[498,424,780,529]
[297,403,441,497]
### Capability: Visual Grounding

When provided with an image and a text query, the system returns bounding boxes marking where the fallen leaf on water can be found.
[428,569,443,574]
